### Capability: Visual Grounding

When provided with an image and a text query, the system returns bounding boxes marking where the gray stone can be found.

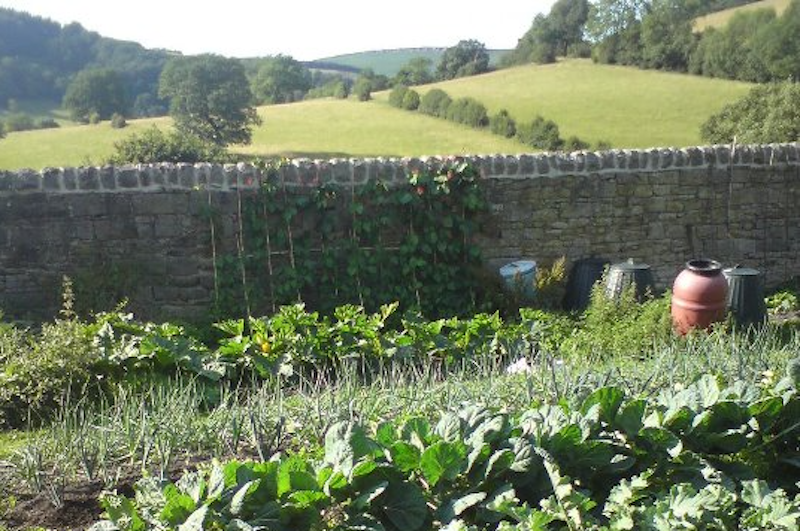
[79,167,100,190]
[14,170,41,192]
[42,168,62,191]
[504,155,519,176]
[535,156,550,175]
[178,164,197,188]
[518,155,535,175]
[117,168,139,188]
[101,166,118,189]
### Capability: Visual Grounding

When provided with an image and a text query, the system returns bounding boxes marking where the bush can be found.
[352,77,372,101]
[110,112,127,129]
[36,117,60,129]
[388,84,409,108]
[419,88,452,117]
[0,318,99,428]
[88,111,101,124]
[401,88,420,111]
[595,139,612,150]
[490,109,517,137]
[561,280,673,359]
[446,97,488,127]
[516,115,563,150]
[108,127,228,164]
[3,112,35,132]
[701,82,800,144]
[563,135,590,151]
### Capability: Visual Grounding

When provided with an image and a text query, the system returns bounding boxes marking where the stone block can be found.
[117,167,139,188]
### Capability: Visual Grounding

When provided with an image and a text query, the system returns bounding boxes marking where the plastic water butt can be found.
[723,266,767,328]
[499,260,537,301]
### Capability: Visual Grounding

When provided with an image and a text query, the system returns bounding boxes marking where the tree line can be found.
[504,0,800,84]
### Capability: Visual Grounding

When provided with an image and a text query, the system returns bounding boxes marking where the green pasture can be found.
[233,98,526,160]
[386,59,753,148]
[0,118,168,170]
[693,0,791,31]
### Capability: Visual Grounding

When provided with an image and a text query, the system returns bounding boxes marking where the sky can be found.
[0,0,556,60]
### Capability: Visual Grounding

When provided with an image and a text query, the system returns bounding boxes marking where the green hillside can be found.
[396,59,752,149]
[316,48,510,77]
[0,60,753,170]
[693,0,791,31]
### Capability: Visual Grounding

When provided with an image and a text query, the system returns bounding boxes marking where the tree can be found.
[250,55,311,104]
[436,40,490,80]
[62,68,127,122]
[159,54,261,146]
[639,0,696,71]
[394,57,434,86]
[701,82,800,144]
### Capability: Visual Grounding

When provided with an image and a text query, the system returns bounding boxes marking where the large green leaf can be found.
[748,396,784,433]
[420,440,467,487]
[435,412,463,442]
[325,421,379,476]
[390,441,421,473]
[160,484,197,524]
[615,399,647,437]
[439,492,487,523]
[379,481,428,531]
[177,506,209,531]
[581,387,625,425]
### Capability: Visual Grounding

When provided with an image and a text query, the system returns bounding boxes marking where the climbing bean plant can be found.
[214,161,489,319]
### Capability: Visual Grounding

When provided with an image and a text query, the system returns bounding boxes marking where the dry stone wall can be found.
[1,143,798,320]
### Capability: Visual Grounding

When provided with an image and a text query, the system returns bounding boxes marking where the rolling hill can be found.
[315,48,510,77]
[0,60,753,171]
[693,0,791,31]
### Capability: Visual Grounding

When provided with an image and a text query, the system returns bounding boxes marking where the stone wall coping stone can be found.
[1,143,797,195]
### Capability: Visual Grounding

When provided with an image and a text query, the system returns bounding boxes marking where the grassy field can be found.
[0,118,169,169]
[233,98,524,160]
[388,59,753,148]
[316,48,510,77]
[0,60,752,170]
[693,0,791,31]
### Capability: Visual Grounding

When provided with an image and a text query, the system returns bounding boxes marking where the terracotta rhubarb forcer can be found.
[671,259,728,335]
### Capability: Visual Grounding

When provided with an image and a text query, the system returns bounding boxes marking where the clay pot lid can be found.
[723,265,761,277]
[686,259,722,274]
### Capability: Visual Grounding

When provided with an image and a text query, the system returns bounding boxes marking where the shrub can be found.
[352,77,372,101]
[701,82,800,144]
[460,98,488,128]
[110,112,127,129]
[388,84,409,108]
[561,280,673,359]
[516,115,563,151]
[445,97,488,127]
[490,109,517,137]
[401,88,420,111]
[0,317,99,428]
[595,139,612,150]
[563,135,590,151]
[88,111,101,124]
[108,127,228,164]
[36,117,59,129]
[419,88,451,117]
[3,112,35,132]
